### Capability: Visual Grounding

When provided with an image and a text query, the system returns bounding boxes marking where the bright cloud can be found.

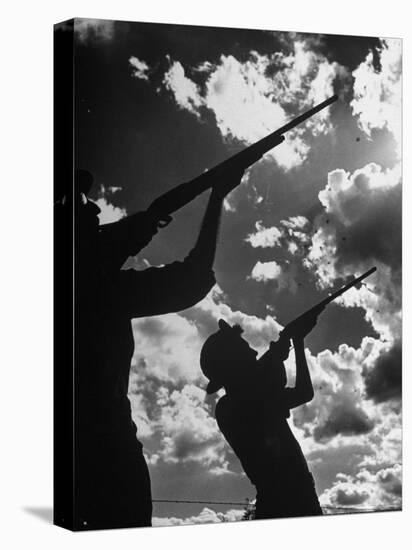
[248,259,298,293]
[153,506,245,526]
[304,162,401,342]
[289,334,402,511]
[163,59,203,116]
[75,18,115,43]
[320,464,401,510]
[246,216,310,253]
[128,284,285,474]
[95,186,127,224]
[292,338,381,444]
[246,221,282,248]
[124,36,402,510]
[250,260,282,282]
[159,40,347,170]
[129,56,150,81]
[132,313,203,383]
[131,284,283,385]
[351,39,402,156]
[181,284,283,354]
[155,384,228,469]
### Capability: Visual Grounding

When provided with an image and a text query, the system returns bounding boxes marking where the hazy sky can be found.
[73,18,401,525]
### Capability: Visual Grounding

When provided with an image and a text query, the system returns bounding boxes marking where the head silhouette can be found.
[75,169,94,196]
[74,169,101,233]
[200,320,258,394]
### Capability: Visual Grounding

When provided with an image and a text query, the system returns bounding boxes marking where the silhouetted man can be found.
[200,318,323,520]
[70,167,244,529]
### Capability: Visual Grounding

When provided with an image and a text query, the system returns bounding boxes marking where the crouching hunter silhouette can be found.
[200,317,323,520]
[60,166,245,529]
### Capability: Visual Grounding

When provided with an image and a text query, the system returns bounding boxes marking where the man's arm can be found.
[117,168,244,318]
[284,315,318,408]
[290,338,314,405]
[186,171,242,268]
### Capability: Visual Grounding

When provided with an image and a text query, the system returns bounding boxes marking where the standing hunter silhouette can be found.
[64,166,245,529]
[200,316,323,520]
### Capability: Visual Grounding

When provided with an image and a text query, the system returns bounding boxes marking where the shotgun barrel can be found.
[147,95,339,221]
[282,266,377,338]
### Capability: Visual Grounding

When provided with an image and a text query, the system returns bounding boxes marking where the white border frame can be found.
[0,1,408,549]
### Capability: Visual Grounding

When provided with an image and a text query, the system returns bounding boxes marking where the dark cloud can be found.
[377,467,402,497]
[313,403,374,442]
[169,429,221,461]
[333,183,401,282]
[333,486,370,506]
[364,341,402,402]
[314,164,401,280]
[304,162,401,342]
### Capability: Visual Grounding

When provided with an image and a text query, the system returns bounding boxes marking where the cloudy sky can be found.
[73,18,402,525]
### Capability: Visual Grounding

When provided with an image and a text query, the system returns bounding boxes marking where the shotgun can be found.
[280,266,377,340]
[147,94,339,224]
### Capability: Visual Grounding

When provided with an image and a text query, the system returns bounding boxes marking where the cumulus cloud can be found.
[304,162,401,342]
[163,60,203,116]
[246,221,282,248]
[320,464,401,510]
[250,260,282,282]
[128,383,154,438]
[154,384,228,469]
[281,216,309,230]
[363,340,401,403]
[132,313,203,383]
[376,464,402,498]
[351,39,402,156]
[153,506,244,526]
[131,284,283,386]
[129,56,150,81]
[331,484,369,506]
[291,335,402,511]
[183,285,283,353]
[128,278,401,493]
[159,40,346,170]
[246,217,310,256]
[292,338,379,443]
[249,259,298,294]
[313,404,374,442]
[128,368,233,471]
[95,186,127,224]
[75,18,115,43]
[128,285,284,473]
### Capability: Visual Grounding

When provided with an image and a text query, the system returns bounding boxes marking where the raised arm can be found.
[286,315,318,408]
[292,338,314,404]
[117,167,245,318]
[187,167,245,268]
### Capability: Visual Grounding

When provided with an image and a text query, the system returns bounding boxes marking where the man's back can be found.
[215,391,303,486]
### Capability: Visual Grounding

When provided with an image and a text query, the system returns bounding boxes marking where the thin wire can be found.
[153,499,248,506]
[152,499,391,512]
